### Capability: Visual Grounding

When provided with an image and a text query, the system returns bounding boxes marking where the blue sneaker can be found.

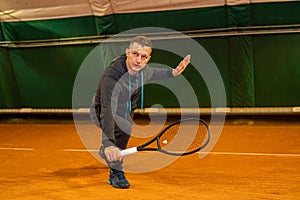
[108,169,131,189]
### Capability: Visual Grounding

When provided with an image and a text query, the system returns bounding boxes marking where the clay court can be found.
[0,116,299,200]
[1,1,300,200]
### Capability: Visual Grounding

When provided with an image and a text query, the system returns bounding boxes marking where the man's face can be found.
[125,42,152,75]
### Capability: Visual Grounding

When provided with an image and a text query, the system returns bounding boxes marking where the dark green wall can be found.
[1,2,300,108]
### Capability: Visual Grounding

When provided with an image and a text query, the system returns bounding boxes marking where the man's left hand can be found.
[172,54,191,77]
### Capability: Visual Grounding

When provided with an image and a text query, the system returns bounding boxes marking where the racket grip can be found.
[121,147,138,157]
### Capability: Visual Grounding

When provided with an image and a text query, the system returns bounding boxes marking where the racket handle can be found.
[121,147,138,157]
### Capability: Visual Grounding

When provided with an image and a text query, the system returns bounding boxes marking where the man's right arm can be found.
[100,77,119,147]
[99,77,124,161]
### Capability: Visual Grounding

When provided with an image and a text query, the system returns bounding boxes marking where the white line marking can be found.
[63,149,300,157]
[1,147,299,157]
[0,147,34,151]
[63,149,98,152]
[199,151,300,157]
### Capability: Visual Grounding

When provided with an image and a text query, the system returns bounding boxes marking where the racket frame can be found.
[121,118,210,156]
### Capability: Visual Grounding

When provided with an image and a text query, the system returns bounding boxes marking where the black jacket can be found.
[91,55,173,147]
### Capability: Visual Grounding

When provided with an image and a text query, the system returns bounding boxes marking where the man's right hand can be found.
[104,146,122,162]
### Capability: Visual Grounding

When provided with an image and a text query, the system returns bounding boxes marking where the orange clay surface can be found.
[0,118,299,200]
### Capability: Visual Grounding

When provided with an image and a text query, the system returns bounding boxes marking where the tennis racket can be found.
[121,118,210,156]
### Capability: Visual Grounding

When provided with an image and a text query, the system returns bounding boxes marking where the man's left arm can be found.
[172,55,191,77]
[148,54,191,80]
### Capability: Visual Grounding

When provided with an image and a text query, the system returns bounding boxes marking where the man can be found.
[91,36,190,189]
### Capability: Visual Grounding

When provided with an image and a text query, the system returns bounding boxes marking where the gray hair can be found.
[129,36,153,49]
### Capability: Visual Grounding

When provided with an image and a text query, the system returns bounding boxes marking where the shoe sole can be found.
[108,180,130,189]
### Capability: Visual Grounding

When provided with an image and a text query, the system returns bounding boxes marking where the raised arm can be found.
[172,55,191,77]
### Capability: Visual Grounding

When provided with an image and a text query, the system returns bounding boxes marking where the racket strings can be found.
[159,121,208,154]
